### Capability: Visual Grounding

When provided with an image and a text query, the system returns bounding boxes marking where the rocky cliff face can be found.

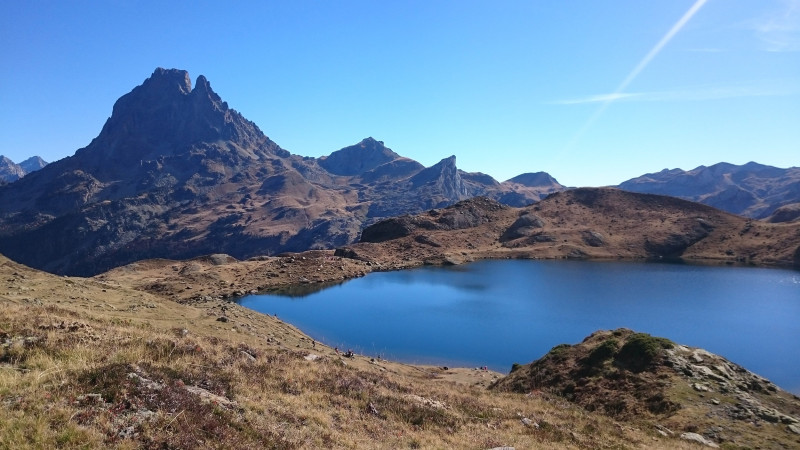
[0,68,562,276]
[618,162,800,220]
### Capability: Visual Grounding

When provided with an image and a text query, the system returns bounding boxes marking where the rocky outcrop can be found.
[644,218,714,257]
[360,197,508,244]
[409,156,468,199]
[500,212,544,242]
[491,329,800,449]
[768,203,800,223]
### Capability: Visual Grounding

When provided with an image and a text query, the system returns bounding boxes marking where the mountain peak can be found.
[360,137,384,146]
[19,156,48,173]
[0,155,46,183]
[74,68,274,171]
[319,138,400,176]
[146,67,192,95]
[506,171,561,188]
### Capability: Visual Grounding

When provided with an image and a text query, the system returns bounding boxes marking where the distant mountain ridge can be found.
[0,68,564,276]
[618,162,800,221]
[0,155,48,183]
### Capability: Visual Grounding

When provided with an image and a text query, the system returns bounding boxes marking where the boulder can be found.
[679,432,719,448]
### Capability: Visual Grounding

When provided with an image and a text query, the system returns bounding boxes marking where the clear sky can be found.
[1,0,798,187]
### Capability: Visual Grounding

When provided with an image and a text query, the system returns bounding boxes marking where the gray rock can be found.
[680,432,719,448]
[581,230,606,247]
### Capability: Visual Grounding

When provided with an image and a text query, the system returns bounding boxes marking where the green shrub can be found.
[547,344,572,361]
[614,333,673,372]
[585,338,619,366]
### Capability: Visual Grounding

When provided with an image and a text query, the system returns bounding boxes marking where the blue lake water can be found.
[239,260,800,393]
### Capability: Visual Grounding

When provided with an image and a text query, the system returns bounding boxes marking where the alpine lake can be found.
[239,259,800,394]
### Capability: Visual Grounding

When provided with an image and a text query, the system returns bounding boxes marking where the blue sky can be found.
[1,0,798,186]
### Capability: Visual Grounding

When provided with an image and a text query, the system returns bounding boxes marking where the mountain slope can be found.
[618,162,800,220]
[0,68,562,276]
[337,188,800,269]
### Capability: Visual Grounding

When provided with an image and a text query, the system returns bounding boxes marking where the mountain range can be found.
[0,68,562,276]
[618,162,800,222]
[1,68,797,276]
[0,155,47,183]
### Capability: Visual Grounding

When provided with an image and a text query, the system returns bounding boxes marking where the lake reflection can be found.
[240,260,800,393]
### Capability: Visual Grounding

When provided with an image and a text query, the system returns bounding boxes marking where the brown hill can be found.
[0,69,561,276]
[337,188,800,270]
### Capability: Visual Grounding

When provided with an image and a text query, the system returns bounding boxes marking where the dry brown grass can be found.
[0,254,703,449]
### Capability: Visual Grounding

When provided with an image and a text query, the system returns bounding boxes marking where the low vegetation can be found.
[493,329,800,449]
[2,256,698,449]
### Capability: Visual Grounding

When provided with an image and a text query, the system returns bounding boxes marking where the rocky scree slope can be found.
[0,68,562,276]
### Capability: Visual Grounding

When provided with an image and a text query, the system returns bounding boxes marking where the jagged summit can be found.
[71,68,279,176]
[410,155,468,198]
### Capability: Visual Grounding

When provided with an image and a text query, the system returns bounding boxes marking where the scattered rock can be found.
[184,385,236,407]
[367,402,380,416]
[693,383,711,392]
[520,417,538,428]
[581,230,606,247]
[216,316,229,323]
[679,432,719,448]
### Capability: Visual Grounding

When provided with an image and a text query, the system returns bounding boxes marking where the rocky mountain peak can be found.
[19,156,48,173]
[507,171,562,188]
[319,137,401,176]
[0,155,46,183]
[409,155,468,199]
[191,74,225,110]
[0,156,25,183]
[73,68,274,174]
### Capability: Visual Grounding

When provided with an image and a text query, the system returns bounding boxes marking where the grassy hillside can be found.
[2,254,693,449]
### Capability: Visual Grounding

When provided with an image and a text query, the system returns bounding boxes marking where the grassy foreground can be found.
[0,253,705,449]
